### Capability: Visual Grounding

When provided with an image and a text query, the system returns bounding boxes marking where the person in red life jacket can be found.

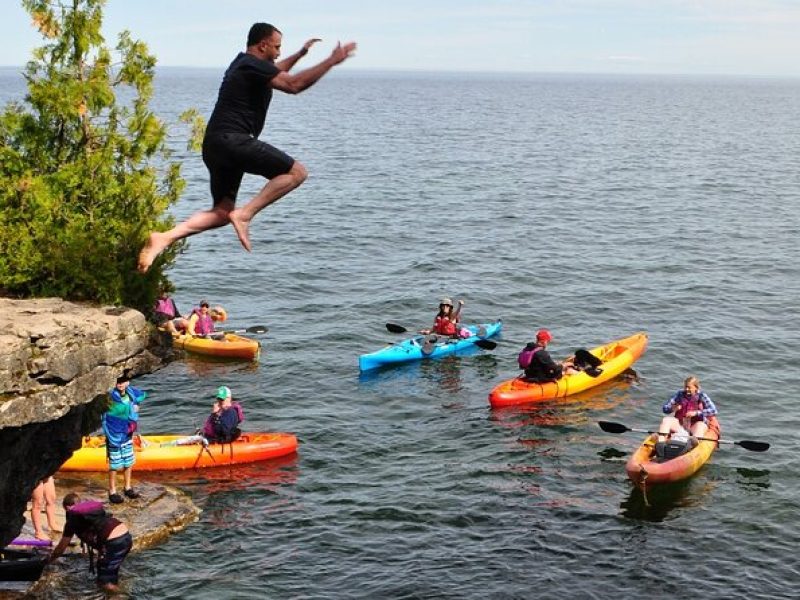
[152,287,188,334]
[658,375,719,442]
[202,386,245,443]
[48,493,133,593]
[420,297,465,337]
[136,23,357,273]
[519,329,578,382]
[187,301,227,338]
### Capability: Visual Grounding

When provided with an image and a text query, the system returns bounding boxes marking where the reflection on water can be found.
[183,356,261,378]
[735,467,771,490]
[620,478,718,522]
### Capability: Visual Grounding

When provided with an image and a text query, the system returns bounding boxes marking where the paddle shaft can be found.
[597,421,769,452]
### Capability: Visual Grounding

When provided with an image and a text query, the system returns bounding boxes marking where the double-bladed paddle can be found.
[222,325,268,335]
[384,323,497,350]
[597,420,770,452]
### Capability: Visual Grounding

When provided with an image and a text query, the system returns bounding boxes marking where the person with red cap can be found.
[518,329,578,382]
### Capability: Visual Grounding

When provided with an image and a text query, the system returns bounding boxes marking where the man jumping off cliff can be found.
[137,23,357,273]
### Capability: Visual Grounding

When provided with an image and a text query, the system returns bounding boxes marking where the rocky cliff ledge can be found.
[0,298,172,547]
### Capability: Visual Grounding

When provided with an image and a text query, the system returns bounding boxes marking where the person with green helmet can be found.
[202,386,244,443]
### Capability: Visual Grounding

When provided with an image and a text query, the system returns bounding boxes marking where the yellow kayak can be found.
[172,333,260,361]
[488,332,648,408]
[60,433,298,471]
[625,428,719,490]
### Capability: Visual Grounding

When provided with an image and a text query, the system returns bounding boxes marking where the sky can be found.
[1,0,799,77]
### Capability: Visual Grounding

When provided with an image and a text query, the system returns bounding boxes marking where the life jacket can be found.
[518,344,541,370]
[203,403,244,443]
[66,501,121,573]
[191,308,215,335]
[153,297,177,318]
[674,393,704,428]
[433,315,457,336]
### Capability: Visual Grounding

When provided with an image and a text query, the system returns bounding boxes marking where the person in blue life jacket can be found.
[202,386,245,443]
[48,492,133,593]
[102,374,145,504]
[518,329,579,382]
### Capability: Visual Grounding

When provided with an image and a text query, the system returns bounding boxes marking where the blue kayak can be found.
[359,321,503,371]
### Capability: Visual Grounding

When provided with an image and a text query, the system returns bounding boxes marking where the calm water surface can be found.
[2,68,799,598]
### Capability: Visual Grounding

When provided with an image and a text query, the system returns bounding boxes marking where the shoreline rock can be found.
[0,298,175,548]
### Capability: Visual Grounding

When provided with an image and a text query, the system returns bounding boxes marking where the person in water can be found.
[657,375,719,442]
[519,329,578,382]
[137,23,357,272]
[48,493,133,593]
[421,297,466,337]
[202,386,245,443]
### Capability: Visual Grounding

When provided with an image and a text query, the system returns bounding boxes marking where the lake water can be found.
[2,66,799,598]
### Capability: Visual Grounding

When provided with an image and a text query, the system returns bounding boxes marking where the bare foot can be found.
[228,209,252,252]
[34,532,50,541]
[137,231,171,273]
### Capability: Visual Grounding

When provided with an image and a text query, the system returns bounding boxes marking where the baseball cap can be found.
[536,329,553,343]
[215,385,232,400]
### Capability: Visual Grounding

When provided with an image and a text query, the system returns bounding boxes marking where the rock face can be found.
[0,298,171,547]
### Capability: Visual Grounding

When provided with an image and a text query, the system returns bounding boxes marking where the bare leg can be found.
[31,480,46,540]
[42,476,57,532]
[657,416,682,442]
[137,202,234,273]
[108,470,117,495]
[123,466,132,491]
[229,161,308,252]
[690,421,709,438]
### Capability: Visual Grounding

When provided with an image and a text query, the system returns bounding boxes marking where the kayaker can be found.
[420,297,468,337]
[519,329,578,382]
[137,23,357,273]
[187,301,226,338]
[102,374,145,504]
[658,375,719,442]
[202,386,245,443]
[48,492,133,593]
[152,286,188,334]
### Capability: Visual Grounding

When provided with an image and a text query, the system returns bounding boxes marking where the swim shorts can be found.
[97,532,133,585]
[106,439,135,471]
[202,133,295,204]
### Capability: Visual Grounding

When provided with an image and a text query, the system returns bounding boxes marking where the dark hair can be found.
[247,23,280,47]
[116,372,130,385]
[63,492,80,509]
[200,300,210,308]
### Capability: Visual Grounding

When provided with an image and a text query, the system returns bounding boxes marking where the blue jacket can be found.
[102,385,146,447]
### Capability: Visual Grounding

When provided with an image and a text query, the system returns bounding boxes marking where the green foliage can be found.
[0,0,185,310]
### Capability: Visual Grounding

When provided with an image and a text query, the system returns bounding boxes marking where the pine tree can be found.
[0,0,185,309]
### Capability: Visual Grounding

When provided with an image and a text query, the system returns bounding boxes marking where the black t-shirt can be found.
[205,53,281,138]
[523,347,563,382]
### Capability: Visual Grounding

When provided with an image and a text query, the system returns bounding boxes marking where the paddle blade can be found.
[737,440,770,452]
[246,325,268,334]
[386,323,408,334]
[598,421,629,434]
[474,339,497,350]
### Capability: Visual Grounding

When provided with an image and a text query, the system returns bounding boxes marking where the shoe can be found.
[108,493,124,504]
[123,488,140,499]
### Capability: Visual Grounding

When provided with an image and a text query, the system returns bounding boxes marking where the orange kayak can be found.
[59,433,297,471]
[488,332,648,408]
[625,429,719,489]
[172,332,260,361]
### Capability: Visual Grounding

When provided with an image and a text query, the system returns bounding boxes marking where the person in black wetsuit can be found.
[520,329,578,382]
[138,23,357,272]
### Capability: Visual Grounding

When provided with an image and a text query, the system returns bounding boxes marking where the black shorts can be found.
[97,532,133,585]
[202,133,295,204]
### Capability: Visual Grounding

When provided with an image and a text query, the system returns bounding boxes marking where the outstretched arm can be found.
[47,535,72,563]
[271,41,357,94]
[276,38,322,72]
